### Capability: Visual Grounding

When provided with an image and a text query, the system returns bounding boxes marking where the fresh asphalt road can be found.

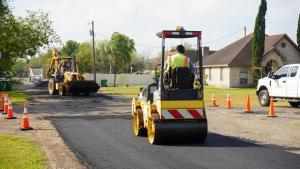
[25,85,300,169]
[51,117,300,169]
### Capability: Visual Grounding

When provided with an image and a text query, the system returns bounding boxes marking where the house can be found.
[203,33,300,88]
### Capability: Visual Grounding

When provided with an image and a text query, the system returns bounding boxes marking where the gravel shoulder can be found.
[207,106,300,154]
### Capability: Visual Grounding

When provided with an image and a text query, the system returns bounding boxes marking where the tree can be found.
[97,40,111,73]
[110,32,135,72]
[12,60,28,77]
[251,0,267,80]
[130,53,145,73]
[0,9,60,71]
[0,0,9,15]
[0,1,18,71]
[76,42,93,74]
[62,40,79,56]
[297,13,300,48]
[100,32,135,86]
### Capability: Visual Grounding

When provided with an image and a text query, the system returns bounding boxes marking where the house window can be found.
[240,68,248,84]
[281,42,286,48]
[220,67,223,81]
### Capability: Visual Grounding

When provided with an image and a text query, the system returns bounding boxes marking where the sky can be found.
[12,0,300,57]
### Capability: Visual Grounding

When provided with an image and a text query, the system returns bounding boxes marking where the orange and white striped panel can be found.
[161,109,205,119]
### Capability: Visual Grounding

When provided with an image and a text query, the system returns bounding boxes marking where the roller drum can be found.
[148,119,207,144]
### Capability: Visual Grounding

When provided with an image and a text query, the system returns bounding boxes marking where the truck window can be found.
[289,66,298,77]
[275,66,289,77]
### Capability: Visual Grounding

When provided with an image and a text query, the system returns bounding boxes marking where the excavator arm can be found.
[47,48,60,78]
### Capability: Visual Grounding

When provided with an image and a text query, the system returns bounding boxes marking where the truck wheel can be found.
[59,85,66,96]
[48,79,58,95]
[259,90,270,107]
[289,101,300,108]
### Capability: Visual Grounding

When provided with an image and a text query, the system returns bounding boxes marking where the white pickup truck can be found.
[256,64,300,107]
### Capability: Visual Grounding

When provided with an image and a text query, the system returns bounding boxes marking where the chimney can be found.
[203,46,210,57]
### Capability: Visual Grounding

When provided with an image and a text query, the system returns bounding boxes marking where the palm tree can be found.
[100,32,135,86]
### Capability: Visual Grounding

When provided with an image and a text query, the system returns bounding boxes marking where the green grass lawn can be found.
[101,85,289,107]
[8,90,28,105]
[100,85,143,98]
[0,135,47,169]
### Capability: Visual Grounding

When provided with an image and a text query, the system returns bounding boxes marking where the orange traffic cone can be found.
[268,97,277,117]
[21,102,33,130]
[244,95,253,113]
[211,93,217,107]
[3,95,8,114]
[6,99,16,119]
[1,93,8,111]
[226,93,231,109]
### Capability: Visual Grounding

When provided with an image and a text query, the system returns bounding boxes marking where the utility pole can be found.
[90,21,97,82]
[244,26,247,37]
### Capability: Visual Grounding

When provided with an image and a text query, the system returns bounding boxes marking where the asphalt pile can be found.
[34,81,49,88]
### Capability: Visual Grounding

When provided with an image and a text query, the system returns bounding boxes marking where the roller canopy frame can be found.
[157,30,203,100]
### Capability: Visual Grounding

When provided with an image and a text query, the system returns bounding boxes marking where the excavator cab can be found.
[132,27,207,144]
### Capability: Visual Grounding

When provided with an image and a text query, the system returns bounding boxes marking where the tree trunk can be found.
[113,73,116,87]
[113,65,117,87]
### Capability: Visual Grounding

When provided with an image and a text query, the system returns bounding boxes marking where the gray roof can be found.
[203,33,253,67]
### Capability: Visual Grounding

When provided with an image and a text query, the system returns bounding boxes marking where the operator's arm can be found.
[164,55,171,75]
[189,59,195,75]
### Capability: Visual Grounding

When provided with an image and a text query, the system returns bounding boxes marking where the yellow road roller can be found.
[132,28,207,144]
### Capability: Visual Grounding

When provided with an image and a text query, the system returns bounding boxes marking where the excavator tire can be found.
[48,79,58,95]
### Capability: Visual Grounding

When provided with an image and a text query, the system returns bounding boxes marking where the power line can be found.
[94,28,244,50]
[202,27,244,44]
[135,44,161,48]
[94,32,110,38]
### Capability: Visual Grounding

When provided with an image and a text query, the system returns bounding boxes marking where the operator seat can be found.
[170,67,194,89]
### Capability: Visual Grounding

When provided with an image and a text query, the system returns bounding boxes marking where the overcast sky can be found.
[12,0,300,57]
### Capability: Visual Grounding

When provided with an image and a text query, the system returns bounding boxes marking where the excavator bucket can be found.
[68,80,100,94]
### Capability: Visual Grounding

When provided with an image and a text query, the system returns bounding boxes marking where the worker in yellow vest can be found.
[163,45,195,87]
[164,45,194,75]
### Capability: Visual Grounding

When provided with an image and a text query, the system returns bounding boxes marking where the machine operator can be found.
[163,45,195,85]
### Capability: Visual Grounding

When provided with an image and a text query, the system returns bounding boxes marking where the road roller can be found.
[47,48,99,96]
[132,27,207,144]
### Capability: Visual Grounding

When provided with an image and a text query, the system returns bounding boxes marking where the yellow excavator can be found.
[47,48,99,96]
[132,27,207,144]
